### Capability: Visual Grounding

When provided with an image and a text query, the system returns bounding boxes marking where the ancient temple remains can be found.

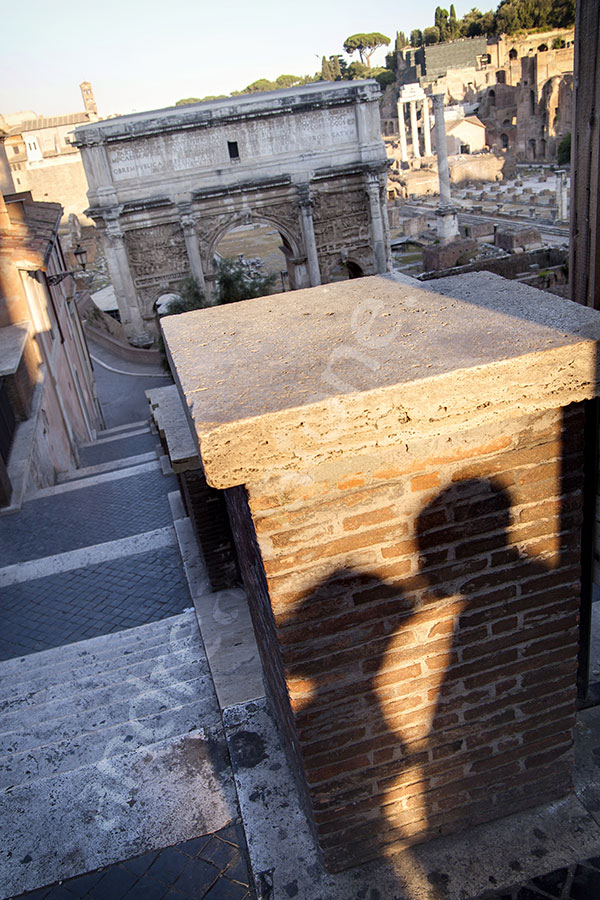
[163,271,600,871]
[74,82,390,346]
[396,83,432,161]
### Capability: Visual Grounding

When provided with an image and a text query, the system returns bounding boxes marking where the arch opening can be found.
[211,220,297,296]
[155,292,182,316]
[329,259,365,282]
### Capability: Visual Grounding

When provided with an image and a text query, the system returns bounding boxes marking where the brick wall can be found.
[232,404,584,870]
[179,469,239,591]
[225,484,319,840]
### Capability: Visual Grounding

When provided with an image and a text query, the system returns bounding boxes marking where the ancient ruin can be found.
[74,82,391,346]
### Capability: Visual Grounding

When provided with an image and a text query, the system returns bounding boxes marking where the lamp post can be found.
[27,243,88,286]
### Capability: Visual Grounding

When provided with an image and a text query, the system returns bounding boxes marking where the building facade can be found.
[0,184,102,509]
[1,83,99,222]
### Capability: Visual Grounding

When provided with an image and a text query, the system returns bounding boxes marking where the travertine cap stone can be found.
[162,272,600,489]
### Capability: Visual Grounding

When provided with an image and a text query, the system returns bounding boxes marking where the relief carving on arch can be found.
[194,198,301,260]
[124,223,188,282]
[312,185,373,279]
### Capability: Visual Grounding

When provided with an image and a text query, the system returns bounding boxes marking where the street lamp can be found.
[27,243,88,286]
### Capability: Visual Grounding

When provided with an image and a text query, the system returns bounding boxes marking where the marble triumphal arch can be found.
[75,82,391,345]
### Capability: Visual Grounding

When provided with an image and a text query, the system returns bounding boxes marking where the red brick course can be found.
[228,404,584,871]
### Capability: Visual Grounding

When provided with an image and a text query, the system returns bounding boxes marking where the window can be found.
[13,146,19,155]
[227,140,240,161]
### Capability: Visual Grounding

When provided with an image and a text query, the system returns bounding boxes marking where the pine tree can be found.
[330,55,342,79]
[321,56,334,81]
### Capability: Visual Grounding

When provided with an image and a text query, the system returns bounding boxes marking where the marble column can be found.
[432,92,459,242]
[422,96,432,157]
[365,173,389,273]
[396,100,408,161]
[555,169,568,223]
[179,207,207,294]
[409,100,421,159]
[298,186,321,287]
[103,218,152,346]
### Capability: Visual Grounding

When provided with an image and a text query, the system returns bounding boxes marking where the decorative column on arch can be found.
[396,99,408,162]
[365,171,390,273]
[298,184,321,287]
[422,94,432,157]
[178,204,207,294]
[409,100,421,159]
[103,213,152,347]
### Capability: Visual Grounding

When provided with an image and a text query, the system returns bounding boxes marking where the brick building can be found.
[1,83,98,222]
[0,177,102,508]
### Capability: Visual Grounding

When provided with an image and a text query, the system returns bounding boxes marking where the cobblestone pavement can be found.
[0,546,191,660]
[0,469,177,566]
[78,430,159,467]
[476,857,600,899]
[7,824,255,899]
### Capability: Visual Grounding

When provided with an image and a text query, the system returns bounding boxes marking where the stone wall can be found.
[20,155,93,223]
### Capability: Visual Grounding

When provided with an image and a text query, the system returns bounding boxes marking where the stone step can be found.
[96,420,149,437]
[81,426,151,448]
[0,673,216,758]
[0,666,208,736]
[0,694,219,790]
[57,451,157,483]
[0,611,196,681]
[0,618,200,690]
[0,723,237,899]
[0,634,205,713]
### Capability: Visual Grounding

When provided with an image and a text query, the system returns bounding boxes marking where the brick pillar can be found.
[179,469,239,591]
[163,272,600,871]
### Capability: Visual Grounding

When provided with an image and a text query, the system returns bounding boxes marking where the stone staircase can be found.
[0,612,238,899]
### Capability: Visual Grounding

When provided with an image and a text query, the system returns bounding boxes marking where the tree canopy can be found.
[406,0,575,46]
[162,258,276,316]
[342,32,391,67]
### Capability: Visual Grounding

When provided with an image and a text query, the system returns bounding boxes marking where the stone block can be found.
[422,239,476,271]
[163,273,600,871]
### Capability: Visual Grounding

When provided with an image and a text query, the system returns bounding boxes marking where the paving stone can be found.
[0,470,177,566]
[58,869,105,895]
[41,888,74,900]
[147,847,193,886]
[0,547,191,660]
[120,851,160,878]
[203,878,250,899]
[172,857,220,894]
[570,863,600,899]
[87,865,138,899]
[201,838,239,871]
[121,876,168,900]
[222,851,249,886]
[78,431,156,467]
[178,837,213,858]
[531,866,569,896]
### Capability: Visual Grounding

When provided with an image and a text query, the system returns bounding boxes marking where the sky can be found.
[0,0,484,119]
